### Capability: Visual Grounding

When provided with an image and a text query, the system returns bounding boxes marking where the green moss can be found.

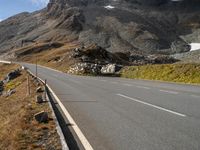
[5,81,22,91]
[120,63,200,84]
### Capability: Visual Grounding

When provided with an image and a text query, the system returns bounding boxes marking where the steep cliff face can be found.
[0,0,199,55]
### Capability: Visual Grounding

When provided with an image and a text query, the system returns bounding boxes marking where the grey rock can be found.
[81,55,91,62]
[4,69,21,83]
[129,54,145,62]
[68,62,102,74]
[5,89,16,97]
[171,49,200,63]
[36,95,44,103]
[101,64,117,75]
[36,86,43,93]
[34,111,49,123]
[170,40,191,54]
[71,48,83,58]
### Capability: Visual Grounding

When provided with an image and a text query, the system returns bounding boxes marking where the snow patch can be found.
[104,5,115,10]
[190,43,200,51]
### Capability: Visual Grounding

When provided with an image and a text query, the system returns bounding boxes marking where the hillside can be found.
[0,63,62,149]
[120,63,200,84]
[0,0,200,57]
[172,49,200,63]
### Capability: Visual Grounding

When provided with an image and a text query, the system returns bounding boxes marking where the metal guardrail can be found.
[2,61,93,150]
[0,60,12,64]
[26,69,69,150]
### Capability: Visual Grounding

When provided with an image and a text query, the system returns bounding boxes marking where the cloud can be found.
[0,19,2,22]
[31,0,49,6]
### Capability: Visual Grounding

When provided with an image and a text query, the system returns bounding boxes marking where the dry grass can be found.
[13,42,80,73]
[0,64,62,150]
[120,63,200,84]
[0,64,19,79]
[13,42,200,85]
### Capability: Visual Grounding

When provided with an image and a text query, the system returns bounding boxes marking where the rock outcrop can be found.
[101,64,118,75]
[67,45,178,74]
[3,69,21,83]
[34,111,49,123]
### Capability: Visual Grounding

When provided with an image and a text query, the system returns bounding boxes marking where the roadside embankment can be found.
[120,63,200,84]
[0,63,62,149]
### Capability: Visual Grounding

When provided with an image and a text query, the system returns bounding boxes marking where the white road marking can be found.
[27,68,93,150]
[100,80,107,82]
[26,70,69,150]
[191,95,200,98]
[0,60,11,64]
[123,83,132,87]
[48,85,93,150]
[160,90,178,95]
[111,81,118,84]
[117,94,186,117]
[136,86,150,90]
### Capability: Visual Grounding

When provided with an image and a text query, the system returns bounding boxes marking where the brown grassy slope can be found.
[12,42,130,74]
[14,42,79,73]
[10,42,200,84]
[0,64,62,150]
[0,64,19,79]
[120,63,200,84]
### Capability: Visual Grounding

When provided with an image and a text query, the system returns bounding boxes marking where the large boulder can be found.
[101,64,116,74]
[34,111,49,123]
[5,89,16,97]
[36,95,44,104]
[4,69,21,83]
[101,64,120,75]
[170,41,191,54]
[36,86,44,93]
[68,62,102,74]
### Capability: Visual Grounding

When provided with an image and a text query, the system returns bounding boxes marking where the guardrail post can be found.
[27,75,30,96]
[36,57,38,79]
[44,79,47,101]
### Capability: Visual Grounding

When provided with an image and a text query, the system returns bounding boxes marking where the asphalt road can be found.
[21,63,200,150]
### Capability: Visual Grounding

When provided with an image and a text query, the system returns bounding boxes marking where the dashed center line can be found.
[191,95,200,98]
[111,81,118,84]
[100,79,107,82]
[160,90,178,95]
[136,86,150,89]
[117,94,186,117]
[123,83,132,86]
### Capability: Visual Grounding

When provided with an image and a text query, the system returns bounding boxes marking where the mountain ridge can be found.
[0,0,200,55]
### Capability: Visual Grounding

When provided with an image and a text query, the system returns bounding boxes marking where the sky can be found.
[0,0,49,21]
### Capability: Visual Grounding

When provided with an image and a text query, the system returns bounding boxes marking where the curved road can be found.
[22,63,200,150]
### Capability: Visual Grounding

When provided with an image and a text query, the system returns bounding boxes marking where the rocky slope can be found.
[0,0,200,55]
[172,49,200,63]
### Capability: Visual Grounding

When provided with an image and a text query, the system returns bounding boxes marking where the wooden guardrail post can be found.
[27,75,30,96]
[44,79,47,101]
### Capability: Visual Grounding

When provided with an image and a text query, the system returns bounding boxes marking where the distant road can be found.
[21,63,200,150]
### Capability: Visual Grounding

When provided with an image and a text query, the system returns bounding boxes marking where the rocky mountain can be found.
[0,0,200,55]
